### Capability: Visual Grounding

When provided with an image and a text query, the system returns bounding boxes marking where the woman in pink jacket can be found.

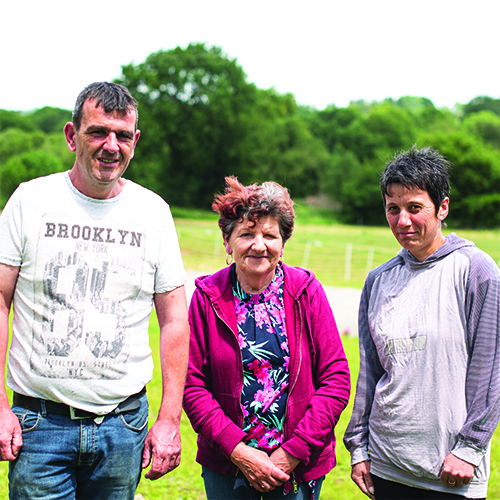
[183,176,350,499]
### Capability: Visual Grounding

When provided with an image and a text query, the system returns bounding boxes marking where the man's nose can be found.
[103,133,119,152]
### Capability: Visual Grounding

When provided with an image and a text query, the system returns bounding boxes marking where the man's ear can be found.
[64,122,77,153]
[129,129,141,160]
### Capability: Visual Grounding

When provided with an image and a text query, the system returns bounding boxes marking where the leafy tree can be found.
[362,104,416,150]
[461,111,500,149]
[0,151,65,205]
[116,44,260,207]
[0,128,73,169]
[386,96,435,112]
[0,128,46,162]
[306,105,360,153]
[31,107,71,134]
[462,96,500,117]
[0,110,35,132]
[246,112,331,198]
[431,132,500,228]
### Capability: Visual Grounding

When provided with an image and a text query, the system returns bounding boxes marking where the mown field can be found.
[1,214,499,498]
[173,207,500,290]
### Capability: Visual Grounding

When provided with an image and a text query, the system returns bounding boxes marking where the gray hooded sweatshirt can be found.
[344,233,500,498]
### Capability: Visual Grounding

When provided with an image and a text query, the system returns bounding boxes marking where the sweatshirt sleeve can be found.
[452,250,500,466]
[182,288,246,459]
[282,280,351,463]
[343,277,385,465]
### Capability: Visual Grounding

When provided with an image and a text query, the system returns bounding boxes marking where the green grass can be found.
[173,208,499,290]
[2,313,499,499]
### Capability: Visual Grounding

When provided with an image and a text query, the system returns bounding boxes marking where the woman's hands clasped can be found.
[230,442,299,493]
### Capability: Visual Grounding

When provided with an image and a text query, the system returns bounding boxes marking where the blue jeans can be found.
[9,393,149,500]
[202,466,324,500]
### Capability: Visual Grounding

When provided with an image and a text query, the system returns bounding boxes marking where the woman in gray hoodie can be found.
[344,146,500,500]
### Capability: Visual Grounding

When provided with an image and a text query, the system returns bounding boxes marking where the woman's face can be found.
[385,184,449,261]
[224,216,284,281]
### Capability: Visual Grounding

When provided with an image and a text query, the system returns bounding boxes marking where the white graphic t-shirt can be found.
[0,172,186,413]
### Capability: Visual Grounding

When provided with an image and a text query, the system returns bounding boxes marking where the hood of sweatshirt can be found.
[398,232,476,269]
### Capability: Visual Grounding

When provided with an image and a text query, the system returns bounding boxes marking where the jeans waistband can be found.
[13,387,146,420]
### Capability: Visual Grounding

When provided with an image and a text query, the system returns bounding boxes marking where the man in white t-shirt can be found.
[0,82,189,499]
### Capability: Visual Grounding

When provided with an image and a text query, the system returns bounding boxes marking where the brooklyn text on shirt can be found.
[44,222,142,247]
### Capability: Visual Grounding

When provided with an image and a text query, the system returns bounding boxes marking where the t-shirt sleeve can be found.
[153,203,186,293]
[0,186,25,266]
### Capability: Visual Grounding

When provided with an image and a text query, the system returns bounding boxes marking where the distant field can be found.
[173,208,500,289]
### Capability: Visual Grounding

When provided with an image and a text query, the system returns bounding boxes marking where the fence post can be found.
[366,246,374,276]
[213,233,221,260]
[301,239,312,268]
[345,243,352,281]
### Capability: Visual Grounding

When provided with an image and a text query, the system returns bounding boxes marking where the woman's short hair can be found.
[212,176,295,242]
[381,145,451,215]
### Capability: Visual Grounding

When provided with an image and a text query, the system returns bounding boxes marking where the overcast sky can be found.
[1,0,498,113]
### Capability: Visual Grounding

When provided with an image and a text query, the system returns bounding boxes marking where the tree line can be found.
[1,44,499,228]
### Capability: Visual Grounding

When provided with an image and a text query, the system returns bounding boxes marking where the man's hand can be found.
[230,442,289,492]
[0,263,21,462]
[270,446,300,475]
[0,407,22,461]
[141,420,181,480]
[143,287,188,480]
[351,460,375,499]
[440,453,475,487]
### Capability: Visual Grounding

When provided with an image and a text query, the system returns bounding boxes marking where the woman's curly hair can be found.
[212,176,295,243]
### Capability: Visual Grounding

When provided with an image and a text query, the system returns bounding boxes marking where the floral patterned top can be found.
[231,262,290,452]
[231,263,318,497]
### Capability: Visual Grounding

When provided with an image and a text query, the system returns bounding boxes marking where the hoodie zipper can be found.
[281,299,303,488]
[211,303,245,476]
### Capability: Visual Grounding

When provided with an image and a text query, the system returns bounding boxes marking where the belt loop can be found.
[40,399,47,417]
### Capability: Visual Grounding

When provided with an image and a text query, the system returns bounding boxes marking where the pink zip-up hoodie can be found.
[183,263,351,484]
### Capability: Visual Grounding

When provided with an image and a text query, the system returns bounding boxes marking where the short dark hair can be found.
[72,82,138,130]
[212,176,295,243]
[381,145,451,215]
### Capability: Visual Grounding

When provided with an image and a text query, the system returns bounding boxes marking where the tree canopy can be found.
[1,44,498,228]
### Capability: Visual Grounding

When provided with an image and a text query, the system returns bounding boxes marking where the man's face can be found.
[64,99,140,198]
[385,184,449,262]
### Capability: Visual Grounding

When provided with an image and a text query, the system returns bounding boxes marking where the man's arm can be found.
[0,263,22,461]
[142,285,189,480]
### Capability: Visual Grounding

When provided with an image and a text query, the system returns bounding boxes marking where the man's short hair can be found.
[72,82,138,130]
[381,145,451,215]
